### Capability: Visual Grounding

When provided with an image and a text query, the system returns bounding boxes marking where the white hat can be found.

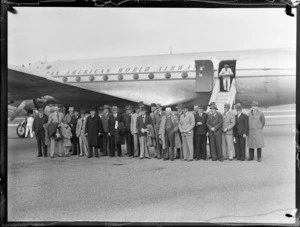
[166,107,172,111]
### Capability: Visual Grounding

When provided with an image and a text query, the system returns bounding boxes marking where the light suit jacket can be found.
[48,112,64,124]
[76,117,87,137]
[179,112,195,134]
[222,111,236,135]
[159,114,180,149]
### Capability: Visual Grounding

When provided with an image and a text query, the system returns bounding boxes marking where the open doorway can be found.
[218,60,236,92]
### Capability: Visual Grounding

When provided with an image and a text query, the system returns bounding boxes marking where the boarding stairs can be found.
[208,78,237,113]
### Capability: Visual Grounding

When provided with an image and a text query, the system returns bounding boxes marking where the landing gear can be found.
[16,120,27,138]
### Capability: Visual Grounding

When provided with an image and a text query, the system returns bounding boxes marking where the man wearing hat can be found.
[179,105,195,161]
[152,103,165,159]
[159,107,179,161]
[64,107,74,126]
[219,64,233,92]
[70,108,80,156]
[85,107,103,158]
[32,107,49,157]
[108,106,124,157]
[150,103,157,121]
[247,101,265,162]
[222,103,236,161]
[233,103,249,161]
[101,105,111,156]
[194,105,208,160]
[136,106,153,159]
[123,105,134,157]
[47,106,65,158]
[76,110,89,157]
[97,106,105,155]
[207,102,224,161]
[131,104,141,157]
[193,105,199,159]
[174,103,184,159]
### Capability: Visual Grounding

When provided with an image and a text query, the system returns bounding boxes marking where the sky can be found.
[8,7,296,66]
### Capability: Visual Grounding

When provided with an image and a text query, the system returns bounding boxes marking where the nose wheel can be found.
[16,124,26,138]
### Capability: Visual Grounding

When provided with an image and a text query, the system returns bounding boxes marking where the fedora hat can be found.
[250,101,259,106]
[151,103,156,107]
[198,105,205,110]
[74,107,80,113]
[224,103,230,109]
[139,101,144,107]
[176,103,184,109]
[209,102,218,110]
[90,107,97,111]
[156,103,162,108]
[112,106,118,111]
[103,104,110,110]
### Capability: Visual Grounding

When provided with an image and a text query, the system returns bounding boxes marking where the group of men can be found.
[31,100,265,162]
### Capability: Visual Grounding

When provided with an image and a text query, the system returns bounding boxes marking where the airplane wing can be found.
[8,66,135,108]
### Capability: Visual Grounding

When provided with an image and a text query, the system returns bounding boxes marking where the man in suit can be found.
[152,103,164,159]
[179,105,195,161]
[194,105,208,160]
[70,108,80,156]
[136,106,152,159]
[47,106,65,158]
[159,107,178,161]
[247,101,265,162]
[150,103,157,121]
[76,111,89,157]
[32,107,48,157]
[124,105,134,157]
[233,104,249,161]
[222,103,236,161]
[174,103,184,159]
[193,105,199,159]
[64,107,74,126]
[101,105,111,156]
[85,107,103,158]
[108,106,123,157]
[97,106,104,155]
[131,105,141,157]
[207,102,224,161]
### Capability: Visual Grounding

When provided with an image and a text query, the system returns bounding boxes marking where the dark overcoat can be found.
[85,115,103,146]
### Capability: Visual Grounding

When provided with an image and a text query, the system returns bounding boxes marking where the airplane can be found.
[8,47,296,137]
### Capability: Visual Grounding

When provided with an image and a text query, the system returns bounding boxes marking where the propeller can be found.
[9,100,27,121]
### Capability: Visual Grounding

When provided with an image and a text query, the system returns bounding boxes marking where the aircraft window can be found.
[118,74,124,80]
[62,77,68,82]
[181,72,188,78]
[165,72,171,79]
[148,73,154,79]
[103,75,108,81]
[89,75,95,82]
[133,73,139,80]
[76,76,81,82]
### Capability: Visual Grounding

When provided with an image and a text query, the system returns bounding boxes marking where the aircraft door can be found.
[195,60,214,92]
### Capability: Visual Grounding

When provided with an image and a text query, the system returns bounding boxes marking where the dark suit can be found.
[85,115,103,157]
[101,112,110,155]
[32,115,48,157]
[233,113,249,161]
[108,113,123,157]
[194,112,208,160]
[123,113,134,156]
[207,112,223,161]
[70,115,80,155]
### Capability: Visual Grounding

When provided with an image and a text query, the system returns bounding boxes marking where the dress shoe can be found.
[247,159,253,161]
[87,156,92,158]
[212,158,217,161]
[139,157,144,159]
[50,156,54,158]
[229,159,233,161]
[66,154,70,157]
[95,156,99,158]
[71,153,77,156]
[79,154,83,157]
[36,155,42,157]
[219,159,223,162]
[257,158,261,162]
[170,158,174,161]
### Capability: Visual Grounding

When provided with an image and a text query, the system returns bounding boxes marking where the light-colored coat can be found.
[159,114,181,149]
[47,112,64,124]
[179,112,195,133]
[248,109,265,149]
[131,112,140,134]
[222,111,236,135]
[76,117,87,137]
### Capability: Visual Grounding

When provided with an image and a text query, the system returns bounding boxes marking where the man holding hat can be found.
[159,107,179,161]
[131,104,141,157]
[174,103,184,159]
[32,107,48,157]
[136,106,152,159]
[222,103,236,161]
[70,108,81,156]
[101,105,111,156]
[123,105,134,157]
[207,102,224,161]
[233,103,249,161]
[85,107,103,158]
[194,105,208,160]
[219,64,233,92]
[247,101,265,162]
[179,105,195,161]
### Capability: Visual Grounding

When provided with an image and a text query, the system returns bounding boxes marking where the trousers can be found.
[126,133,134,156]
[164,130,175,159]
[71,136,80,155]
[234,135,246,160]
[249,148,262,160]
[223,76,231,91]
[133,133,140,157]
[195,134,207,160]
[209,134,223,160]
[139,136,149,158]
[49,138,63,157]
[182,133,194,160]
[222,134,234,159]
[36,134,47,157]
[78,133,89,156]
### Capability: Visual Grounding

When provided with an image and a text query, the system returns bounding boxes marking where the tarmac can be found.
[7,115,296,224]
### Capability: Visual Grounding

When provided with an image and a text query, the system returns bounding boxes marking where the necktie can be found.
[143,115,145,123]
